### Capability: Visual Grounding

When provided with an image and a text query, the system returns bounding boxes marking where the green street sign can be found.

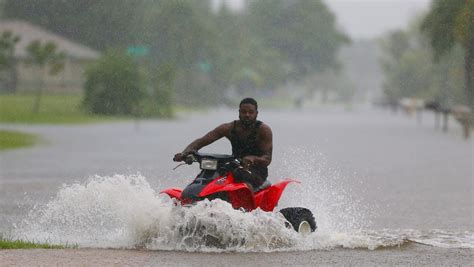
[197,61,212,73]
[127,46,149,57]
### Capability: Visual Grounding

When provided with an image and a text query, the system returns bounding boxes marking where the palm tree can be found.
[0,31,20,92]
[422,0,474,116]
[26,40,65,113]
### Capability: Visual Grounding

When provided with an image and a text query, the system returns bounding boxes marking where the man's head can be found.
[239,98,258,128]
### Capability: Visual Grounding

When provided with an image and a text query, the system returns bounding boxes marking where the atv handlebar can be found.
[173,151,241,171]
[184,154,195,165]
[182,151,238,163]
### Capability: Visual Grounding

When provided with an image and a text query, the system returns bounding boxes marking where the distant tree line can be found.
[379,0,473,117]
[379,23,465,108]
[2,0,348,115]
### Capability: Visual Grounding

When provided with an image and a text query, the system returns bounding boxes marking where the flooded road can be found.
[1,245,473,266]
[1,106,473,264]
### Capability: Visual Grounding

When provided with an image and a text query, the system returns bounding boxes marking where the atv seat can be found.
[254,180,272,192]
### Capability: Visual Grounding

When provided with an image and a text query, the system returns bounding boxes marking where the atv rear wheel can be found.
[279,207,317,235]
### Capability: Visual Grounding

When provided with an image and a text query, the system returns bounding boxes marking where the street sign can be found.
[127,46,149,57]
[197,61,212,73]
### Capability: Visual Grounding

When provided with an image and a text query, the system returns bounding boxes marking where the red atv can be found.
[161,152,317,234]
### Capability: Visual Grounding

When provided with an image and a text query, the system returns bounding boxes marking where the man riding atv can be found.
[173,98,272,191]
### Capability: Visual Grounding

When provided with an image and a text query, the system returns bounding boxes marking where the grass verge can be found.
[0,234,66,249]
[0,239,65,249]
[0,130,38,151]
[0,94,124,124]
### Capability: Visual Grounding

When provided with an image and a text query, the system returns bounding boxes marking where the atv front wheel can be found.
[279,207,317,235]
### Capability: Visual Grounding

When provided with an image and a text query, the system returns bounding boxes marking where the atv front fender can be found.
[258,179,300,211]
[200,182,256,211]
[160,188,183,200]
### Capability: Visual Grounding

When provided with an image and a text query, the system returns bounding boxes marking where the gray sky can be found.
[323,0,432,39]
[220,0,432,40]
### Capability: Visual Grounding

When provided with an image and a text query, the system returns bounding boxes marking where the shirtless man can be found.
[173,98,273,189]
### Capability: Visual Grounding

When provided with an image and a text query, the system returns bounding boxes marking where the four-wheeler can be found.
[161,152,317,234]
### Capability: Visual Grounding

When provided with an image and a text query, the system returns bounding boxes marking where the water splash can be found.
[15,174,169,248]
[13,174,473,251]
[143,200,300,252]
[14,174,299,251]
[275,146,374,232]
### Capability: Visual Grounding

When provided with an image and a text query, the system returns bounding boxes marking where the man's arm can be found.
[174,123,229,161]
[243,124,273,167]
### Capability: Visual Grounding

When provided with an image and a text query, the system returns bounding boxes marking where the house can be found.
[0,20,100,93]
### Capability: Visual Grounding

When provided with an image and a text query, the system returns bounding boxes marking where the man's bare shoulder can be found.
[217,121,234,130]
[213,122,234,135]
[259,122,272,133]
[258,122,272,140]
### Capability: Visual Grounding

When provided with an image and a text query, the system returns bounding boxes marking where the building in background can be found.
[0,20,99,93]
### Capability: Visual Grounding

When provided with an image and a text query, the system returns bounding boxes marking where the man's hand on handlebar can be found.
[242,155,257,169]
[173,153,185,162]
[173,150,195,162]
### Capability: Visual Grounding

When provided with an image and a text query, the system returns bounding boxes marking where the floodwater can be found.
[0,106,473,265]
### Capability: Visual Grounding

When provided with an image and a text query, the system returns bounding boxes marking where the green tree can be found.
[246,0,349,76]
[0,31,19,68]
[422,0,474,113]
[141,0,213,69]
[209,4,286,98]
[141,0,220,105]
[379,22,467,108]
[26,40,65,113]
[142,64,175,118]
[0,31,20,92]
[209,4,243,94]
[83,50,144,115]
[379,30,431,101]
[3,0,352,106]
[379,30,409,102]
[430,46,466,106]
[3,0,142,51]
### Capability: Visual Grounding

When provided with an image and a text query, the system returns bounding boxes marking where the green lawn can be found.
[0,94,122,124]
[0,239,65,249]
[0,232,77,249]
[0,130,38,151]
[0,234,66,249]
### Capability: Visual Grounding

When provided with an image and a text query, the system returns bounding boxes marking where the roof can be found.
[0,20,100,60]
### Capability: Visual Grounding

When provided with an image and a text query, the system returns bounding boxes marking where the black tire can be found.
[279,207,317,233]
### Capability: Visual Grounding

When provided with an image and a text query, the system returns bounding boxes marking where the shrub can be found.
[83,50,144,115]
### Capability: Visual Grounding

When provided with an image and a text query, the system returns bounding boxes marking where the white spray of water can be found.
[14,168,473,251]
[144,200,301,252]
[275,146,374,232]
[15,174,169,248]
[14,174,301,251]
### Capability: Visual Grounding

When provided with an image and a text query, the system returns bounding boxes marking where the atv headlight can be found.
[201,159,218,170]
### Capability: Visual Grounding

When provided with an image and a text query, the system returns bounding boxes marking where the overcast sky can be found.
[323,0,432,39]
[220,0,432,40]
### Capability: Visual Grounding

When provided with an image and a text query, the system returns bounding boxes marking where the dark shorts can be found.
[234,166,268,189]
